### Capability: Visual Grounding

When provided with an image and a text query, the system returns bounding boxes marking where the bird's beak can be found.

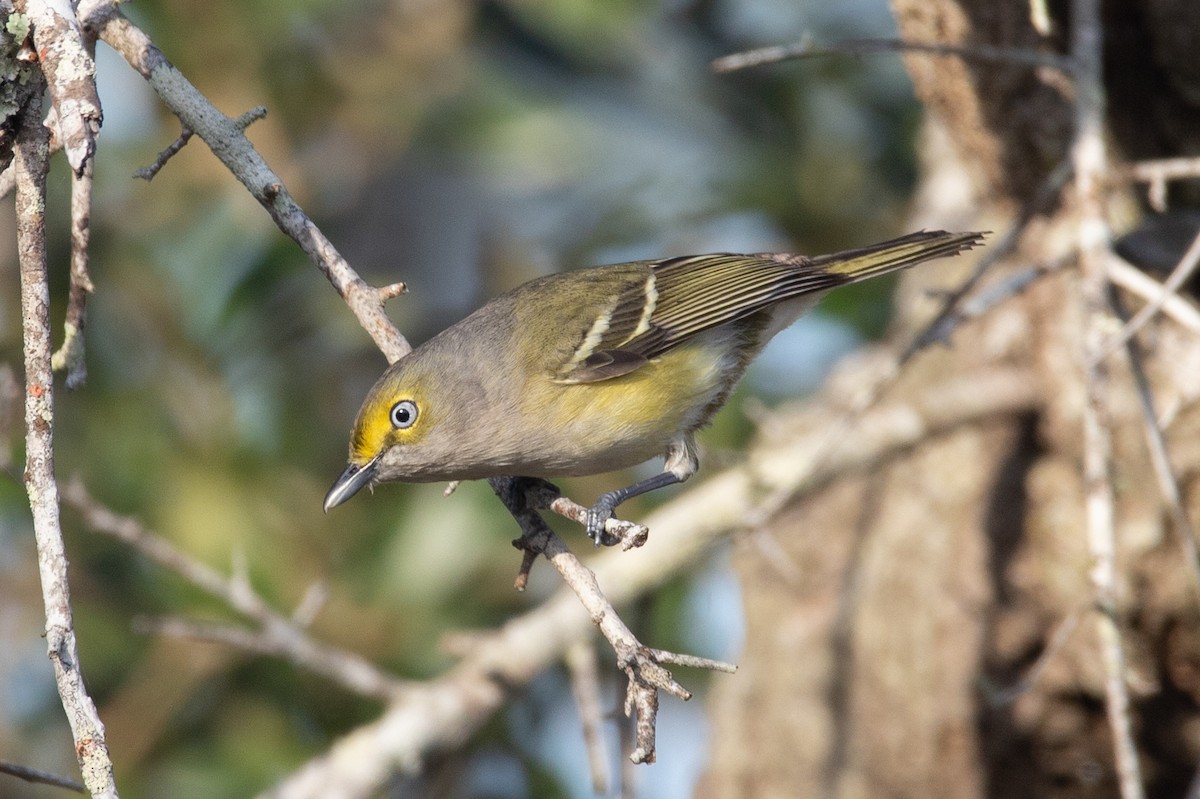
[323,457,379,513]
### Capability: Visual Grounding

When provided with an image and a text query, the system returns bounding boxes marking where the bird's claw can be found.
[586,501,620,547]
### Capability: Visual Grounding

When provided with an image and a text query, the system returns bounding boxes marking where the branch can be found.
[712,35,1072,74]
[77,1,411,364]
[14,0,102,175]
[13,80,118,799]
[1106,253,1200,337]
[1122,157,1200,211]
[1069,0,1145,795]
[258,365,1039,799]
[1096,224,1200,362]
[565,641,610,795]
[50,148,94,388]
[487,476,711,764]
[0,760,85,794]
[1108,290,1200,594]
[61,478,411,703]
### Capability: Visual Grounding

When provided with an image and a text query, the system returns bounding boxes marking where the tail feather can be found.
[776,230,987,284]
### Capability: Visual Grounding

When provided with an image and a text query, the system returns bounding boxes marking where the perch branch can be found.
[487,476,709,764]
[14,82,118,799]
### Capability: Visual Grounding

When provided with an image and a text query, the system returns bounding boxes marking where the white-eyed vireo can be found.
[324,230,984,541]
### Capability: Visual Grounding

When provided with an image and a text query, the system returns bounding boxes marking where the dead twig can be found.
[712,35,1072,74]
[1106,253,1200,337]
[61,478,412,703]
[132,124,192,181]
[1122,157,1200,211]
[0,759,86,794]
[1070,0,1145,795]
[1109,291,1200,594]
[51,149,95,388]
[1096,224,1200,363]
[488,476,712,764]
[566,641,611,794]
[984,610,1082,706]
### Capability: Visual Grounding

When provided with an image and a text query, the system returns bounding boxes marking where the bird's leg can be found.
[586,434,698,545]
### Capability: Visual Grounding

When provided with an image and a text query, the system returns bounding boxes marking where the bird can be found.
[324,229,985,542]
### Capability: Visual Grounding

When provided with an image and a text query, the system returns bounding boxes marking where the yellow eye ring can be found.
[390,400,418,429]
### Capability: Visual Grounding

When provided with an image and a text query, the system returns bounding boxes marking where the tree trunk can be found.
[699,2,1200,797]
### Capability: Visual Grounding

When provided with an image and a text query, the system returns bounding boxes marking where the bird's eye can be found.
[389,400,418,430]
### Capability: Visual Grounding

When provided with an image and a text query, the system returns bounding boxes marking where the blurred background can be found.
[1,0,937,796]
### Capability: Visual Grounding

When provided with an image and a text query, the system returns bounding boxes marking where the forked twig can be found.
[488,476,736,763]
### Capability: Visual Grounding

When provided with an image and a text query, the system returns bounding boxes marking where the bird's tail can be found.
[780,229,987,283]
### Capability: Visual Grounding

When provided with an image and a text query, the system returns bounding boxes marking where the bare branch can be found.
[14,81,118,799]
[1070,0,1145,795]
[1122,157,1200,211]
[1096,224,1200,362]
[0,760,85,794]
[51,151,94,388]
[488,476,703,764]
[1105,253,1200,337]
[712,35,1072,74]
[1109,291,1200,593]
[984,610,1081,706]
[565,641,610,795]
[78,2,411,364]
[61,478,412,703]
[131,123,191,181]
[14,0,102,175]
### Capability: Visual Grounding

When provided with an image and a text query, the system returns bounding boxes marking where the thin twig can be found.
[906,160,1071,359]
[132,124,192,181]
[1109,290,1200,594]
[984,610,1081,706]
[1106,254,1200,337]
[14,80,119,799]
[51,150,95,388]
[0,760,85,794]
[1122,157,1200,211]
[712,35,1072,74]
[1070,0,1145,794]
[566,641,610,795]
[489,476,705,764]
[79,1,412,364]
[61,478,411,702]
[1095,224,1200,363]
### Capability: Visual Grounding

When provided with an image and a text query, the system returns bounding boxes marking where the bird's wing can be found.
[556,230,984,383]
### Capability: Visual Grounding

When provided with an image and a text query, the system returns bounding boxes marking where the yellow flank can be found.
[521,329,734,472]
